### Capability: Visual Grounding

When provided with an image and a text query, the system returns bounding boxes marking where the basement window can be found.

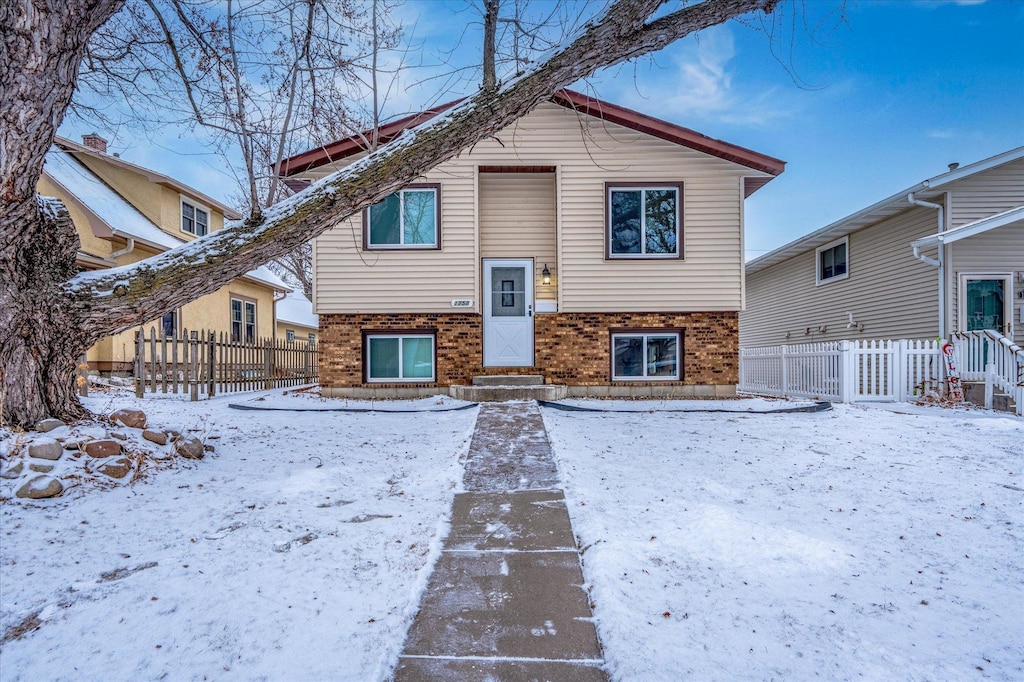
[365,333,436,382]
[611,331,681,381]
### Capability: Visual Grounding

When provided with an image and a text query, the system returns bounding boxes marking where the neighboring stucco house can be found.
[276,292,319,345]
[41,134,290,373]
[278,90,785,398]
[741,147,1024,348]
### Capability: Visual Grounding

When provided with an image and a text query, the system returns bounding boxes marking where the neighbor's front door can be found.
[483,259,534,366]
[960,274,1013,336]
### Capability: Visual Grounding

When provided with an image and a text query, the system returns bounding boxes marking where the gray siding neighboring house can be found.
[741,149,1024,348]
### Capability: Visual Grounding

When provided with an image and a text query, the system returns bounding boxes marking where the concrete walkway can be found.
[394,402,608,681]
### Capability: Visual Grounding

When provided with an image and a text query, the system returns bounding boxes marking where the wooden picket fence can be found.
[133,328,318,400]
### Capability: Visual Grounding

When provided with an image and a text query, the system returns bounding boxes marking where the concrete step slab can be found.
[402,550,601,660]
[448,491,576,552]
[394,657,608,681]
[451,384,568,402]
[472,375,546,386]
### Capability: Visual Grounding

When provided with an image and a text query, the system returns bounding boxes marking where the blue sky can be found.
[60,0,1024,260]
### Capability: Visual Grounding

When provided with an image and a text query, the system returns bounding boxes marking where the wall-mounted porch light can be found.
[542,263,551,286]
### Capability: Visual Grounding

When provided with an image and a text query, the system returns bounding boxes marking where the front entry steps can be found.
[963,382,1018,414]
[450,375,568,402]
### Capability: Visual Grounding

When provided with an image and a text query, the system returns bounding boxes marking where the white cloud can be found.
[927,129,955,139]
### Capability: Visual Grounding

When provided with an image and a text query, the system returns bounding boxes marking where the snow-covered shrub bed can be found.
[1,389,476,680]
[545,402,1023,680]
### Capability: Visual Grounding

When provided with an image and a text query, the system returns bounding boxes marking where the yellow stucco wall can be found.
[276,321,318,345]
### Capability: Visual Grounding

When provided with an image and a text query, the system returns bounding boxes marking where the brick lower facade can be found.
[319,311,738,398]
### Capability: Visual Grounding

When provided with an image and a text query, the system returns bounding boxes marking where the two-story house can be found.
[278,90,784,398]
[741,147,1023,348]
[41,134,290,373]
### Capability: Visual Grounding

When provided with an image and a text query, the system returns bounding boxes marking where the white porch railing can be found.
[740,339,943,404]
[950,330,1024,415]
[740,335,1022,416]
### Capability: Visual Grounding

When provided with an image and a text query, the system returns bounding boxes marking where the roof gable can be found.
[277,89,784,195]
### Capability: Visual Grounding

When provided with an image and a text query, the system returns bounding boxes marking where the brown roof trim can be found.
[277,89,785,190]
[278,99,465,176]
[551,90,784,177]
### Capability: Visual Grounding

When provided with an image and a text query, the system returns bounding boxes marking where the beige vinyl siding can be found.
[309,102,762,314]
[948,220,1024,345]
[948,158,1024,227]
[740,206,940,346]
[479,173,557,300]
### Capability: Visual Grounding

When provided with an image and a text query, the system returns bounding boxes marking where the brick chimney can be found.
[81,132,107,154]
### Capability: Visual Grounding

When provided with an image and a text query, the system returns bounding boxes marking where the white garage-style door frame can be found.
[482,258,534,367]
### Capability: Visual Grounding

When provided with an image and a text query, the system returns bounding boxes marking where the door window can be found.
[965,278,1006,332]
[491,267,525,317]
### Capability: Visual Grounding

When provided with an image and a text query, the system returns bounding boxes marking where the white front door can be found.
[483,259,534,366]
[960,273,1014,337]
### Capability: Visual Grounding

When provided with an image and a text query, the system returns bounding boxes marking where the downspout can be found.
[273,290,288,342]
[908,193,945,338]
[106,236,136,263]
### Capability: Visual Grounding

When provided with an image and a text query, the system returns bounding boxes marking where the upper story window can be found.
[816,236,849,285]
[364,184,440,249]
[181,198,210,237]
[607,183,682,259]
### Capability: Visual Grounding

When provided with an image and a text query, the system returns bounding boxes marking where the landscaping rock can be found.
[111,409,146,429]
[84,439,122,458]
[204,444,215,453]
[174,437,205,460]
[28,439,63,461]
[110,431,127,440]
[63,439,85,451]
[35,418,65,433]
[16,476,63,499]
[97,456,132,479]
[29,463,54,473]
[1,461,24,479]
[142,430,168,446]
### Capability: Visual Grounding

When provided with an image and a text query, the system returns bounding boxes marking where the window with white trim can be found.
[366,334,435,382]
[230,297,257,343]
[365,185,439,248]
[612,332,680,381]
[607,184,682,258]
[181,198,210,236]
[816,236,849,285]
[286,329,295,343]
[308,333,316,344]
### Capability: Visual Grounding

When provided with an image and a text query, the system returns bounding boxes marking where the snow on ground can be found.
[0,388,477,681]
[544,402,1024,681]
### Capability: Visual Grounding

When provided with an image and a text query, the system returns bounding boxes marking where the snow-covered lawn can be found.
[545,402,1024,680]
[0,390,476,681]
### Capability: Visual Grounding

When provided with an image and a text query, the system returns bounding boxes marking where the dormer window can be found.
[181,198,209,236]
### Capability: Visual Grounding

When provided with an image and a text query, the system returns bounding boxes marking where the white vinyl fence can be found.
[739,339,943,403]
[741,335,1023,415]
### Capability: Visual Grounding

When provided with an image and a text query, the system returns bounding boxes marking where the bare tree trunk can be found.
[1,0,779,428]
[1,0,125,427]
[482,0,499,91]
